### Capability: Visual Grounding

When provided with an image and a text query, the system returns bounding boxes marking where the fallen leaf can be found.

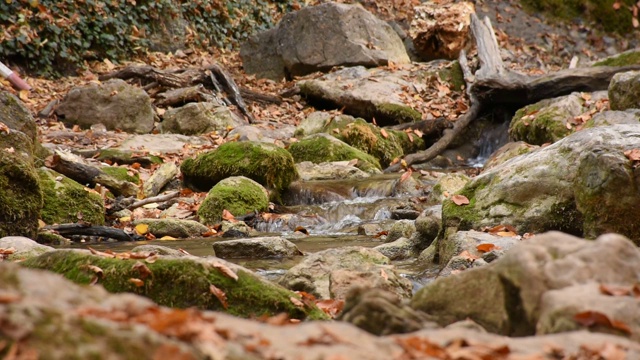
[222,209,237,222]
[129,278,145,287]
[400,168,413,183]
[0,292,21,303]
[624,149,640,161]
[145,254,159,263]
[294,226,309,235]
[132,261,152,280]
[290,296,305,308]
[209,284,228,309]
[476,243,500,253]
[599,284,633,297]
[18,89,29,101]
[209,260,238,281]
[135,223,149,235]
[574,311,632,334]
[380,128,389,138]
[380,268,389,281]
[158,236,178,241]
[315,299,345,318]
[458,250,479,260]
[451,194,470,205]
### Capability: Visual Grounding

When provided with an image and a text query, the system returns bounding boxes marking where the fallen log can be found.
[384,14,640,172]
[44,223,142,242]
[141,163,179,198]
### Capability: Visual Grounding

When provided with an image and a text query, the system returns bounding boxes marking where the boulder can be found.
[212,236,302,259]
[294,111,332,137]
[409,2,475,61]
[279,246,412,300]
[609,70,640,110]
[132,218,209,238]
[181,141,298,194]
[482,141,539,170]
[198,176,269,225]
[55,79,155,134]
[37,168,105,225]
[411,231,640,336]
[0,91,37,142]
[442,124,640,242]
[295,161,370,181]
[414,207,441,248]
[299,66,423,126]
[386,220,416,243]
[434,230,521,268]
[0,236,53,260]
[585,109,640,127]
[374,237,417,260]
[160,102,244,135]
[428,172,469,203]
[117,134,213,154]
[23,249,327,320]
[240,2,409,80]
[288,133,381,174]
[228,124,295,143]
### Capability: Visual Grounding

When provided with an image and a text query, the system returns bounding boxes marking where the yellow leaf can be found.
[18,90,29,101]
[158,236,177,241]
[135,223,149,235]
[119,216,132,222]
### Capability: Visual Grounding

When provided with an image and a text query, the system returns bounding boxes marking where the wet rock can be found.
[23,249,327,320]
[296,161,370,181]
[390,206,421,220]
[435,230,520,268]
[55,79,154,134]
[117,134,213,154]
[221,220,255,238]
[357,223,384,236]
[391,175,425,197]
[443,125,640,242]
[240,2,409,81]
[160,102,244,135]
[610,70,640,110]
[279,246,412,300]
[429,172,470,203]
[410,2,475,61]
[483,141,539,170]
[538,283,640,340]
[198,176,269,225]
[212,236,302,259]
[181,141,298,194]
[338,287,439,335]
[37,168,105,225]
[414,208,441,248]
[411,231,640,336]
[299,66,422,127]
[132,218,209,238]
[0,236,53,260]
[131,244,188,256]
[374,237,417,260]
[288,133,382,174]
[386,220,416,243]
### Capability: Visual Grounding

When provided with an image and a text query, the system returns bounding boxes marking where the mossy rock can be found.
[181,141,298,194]
[375,103,422,124]
[509,101,574,145]
[438,60,465,91]
[288,133,381,173]
[520,0,635,34]
[132,218,209,238]
[0,91,37,142]
[101,166,140,184]
[325,118,424,167]
[594,50,640,67]
[198,176,269,225]
[37,168,105,226]
[22,250,328,320]
[0,149,42,239]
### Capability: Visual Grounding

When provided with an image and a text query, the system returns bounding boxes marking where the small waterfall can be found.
[467,120,511,167]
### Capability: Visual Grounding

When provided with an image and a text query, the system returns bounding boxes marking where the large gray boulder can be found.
[160,102,245,135]
[212,236,302,259]
[411,231,640,337]
[443,124,640,243]
[241,2,409,81]
[55,79,155,134]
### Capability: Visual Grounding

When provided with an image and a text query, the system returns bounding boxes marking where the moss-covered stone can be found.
[37,168,105,225]
[509,102,573,145]
[520,0,635,34]
[101,166,140,184]
[287,133,382,173]
[22,250,327,320]
[181,141,298,194]
[376,103,422,124]
[594,50,640,67]
[438,61,465,91]
[132,218,209,238]
[0,91,37,142]
[0,148,42,239]
[198,176,269,225]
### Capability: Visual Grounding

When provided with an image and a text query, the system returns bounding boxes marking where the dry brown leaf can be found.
[133,261,153,280]
[294,226,309,235]
[87,246,116,258]
[451,194,470,205]
[315,299,345,318]
[599,284,633,297]
[290,296,305,308]
[400,168,413,183]
[458,250,479,260]
[0,292,22,304]
[574,311,631,334]
[209,284,228,309]
[380,268,389,281]
[380,128,389,139]
[222,209,237,222]
[209,260,239,281]
[129,278,145,287]
[476,243,498,253]
[145,254,159,263]
[624,149,640,162]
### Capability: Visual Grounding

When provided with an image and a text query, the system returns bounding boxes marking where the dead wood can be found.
[141,163,179,198]
[155,84,219,107]
[46,150,139,197]
[385,14,640,172]
[44,223,141,242]
[128,191,180,211]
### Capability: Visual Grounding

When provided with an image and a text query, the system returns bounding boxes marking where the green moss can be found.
[101,166,140,184]
[198,177,269,225]
[22,250,328,320]
[0,151,43,238]
[509,103,572,145]
[594,51,640,67]
[520,0,635,34]
[288,135,381,173]
[376,103,422,124]
[438,61,466,91]
[37,168,105,225]
[181,141,298,195]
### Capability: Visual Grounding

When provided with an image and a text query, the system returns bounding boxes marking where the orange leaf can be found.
[132,261,152,280]
[315,299,345,318]
[294,226,309,235]
[290,296,305,308]
[599,284,633,297]
[209,260,238,281]
[451,194,469,206]
[129,278,145,287]
[624,149,640,161]
[222,209,236,222]
[574,311,632,334]
[209,284,228,309]
[458,250,479,260]
[476,243,499,253]
[380,128,389,139]
[400,168,413,183]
